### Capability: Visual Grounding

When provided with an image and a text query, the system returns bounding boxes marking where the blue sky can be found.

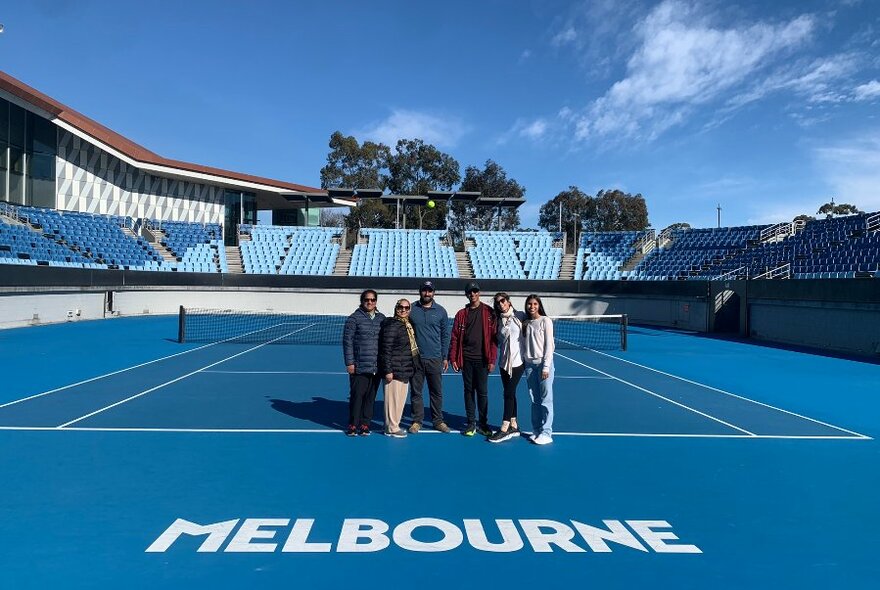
[2,0,879,230]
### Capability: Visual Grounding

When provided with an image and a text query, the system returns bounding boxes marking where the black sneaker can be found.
[462,424,476,437]
[476,423,492,437]
[488,428,514,443]
[386,429,407,438]
[358,424,371,436]
[345,424,358,437]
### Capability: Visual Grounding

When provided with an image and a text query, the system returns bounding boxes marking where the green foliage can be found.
[320,131,395,232]
[449,160,524,246]
[666,222,691,232]
[591,189,650,232]
[537,187,649,250]
[320,131,390,191]
[792,214,815,223]
[817,201,862,218]
[386,139,460,230]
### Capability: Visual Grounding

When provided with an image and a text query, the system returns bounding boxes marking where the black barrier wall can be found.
[1,266,878,356]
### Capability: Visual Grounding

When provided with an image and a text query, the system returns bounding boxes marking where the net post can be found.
[178,306,186,343]
[621,314,628,351]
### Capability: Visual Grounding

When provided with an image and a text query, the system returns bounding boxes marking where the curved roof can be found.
[0,69,323,195]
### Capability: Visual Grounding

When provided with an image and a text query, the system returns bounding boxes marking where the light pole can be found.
[717,203,721,228]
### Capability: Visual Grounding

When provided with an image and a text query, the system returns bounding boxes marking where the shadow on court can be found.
[269,397,469,431]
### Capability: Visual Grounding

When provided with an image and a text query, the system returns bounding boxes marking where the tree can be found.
[319,131,394,231]
[589,189,650,232]
[537,186,593,252]
[319,208,346,227]
[449,160,524,246]
[320,131,390,191]
[666,222,691,232]
[386,139,460,230]
[817,201,862,218]
[792,214,814,223]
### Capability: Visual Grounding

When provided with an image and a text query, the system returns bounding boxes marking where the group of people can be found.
[341,281,555,445]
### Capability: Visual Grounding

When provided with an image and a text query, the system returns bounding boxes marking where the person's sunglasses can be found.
[495,298,507,304]
[396,305,411,310]
[363,298,377,302]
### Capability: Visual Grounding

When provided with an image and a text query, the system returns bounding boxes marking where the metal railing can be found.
[759,222,793,243]
[714,266,748,281]
[634,229,656,254]
[657,226,675,248]
[867,212,880,233]
[753,263,791,280]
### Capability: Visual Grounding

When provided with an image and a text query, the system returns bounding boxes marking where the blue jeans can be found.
[524,362,554,436]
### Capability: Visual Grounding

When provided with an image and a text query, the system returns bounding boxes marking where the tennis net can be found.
[177,307,627,351]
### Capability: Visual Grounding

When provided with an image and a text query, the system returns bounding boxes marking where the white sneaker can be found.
[533,433,553,445]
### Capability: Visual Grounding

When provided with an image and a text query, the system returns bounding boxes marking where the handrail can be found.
[714,266,748,281]
[759,222,793,242]
[867,212,880,233]
[634,229,656,254]
[792,219,807,233]
[753,262,790,280]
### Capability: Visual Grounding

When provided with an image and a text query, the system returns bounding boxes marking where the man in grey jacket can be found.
[342,289,385,436]
[407,281,451,433]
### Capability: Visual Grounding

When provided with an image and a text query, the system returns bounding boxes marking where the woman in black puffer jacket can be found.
[379,299,420,437]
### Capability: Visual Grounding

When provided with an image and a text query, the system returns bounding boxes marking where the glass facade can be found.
[224,189,257,245]
[0,96,57,207]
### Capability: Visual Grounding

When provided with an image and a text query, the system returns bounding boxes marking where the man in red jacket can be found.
[449,282,497,437]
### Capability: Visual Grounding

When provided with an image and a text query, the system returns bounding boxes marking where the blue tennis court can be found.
[1,315,877,588]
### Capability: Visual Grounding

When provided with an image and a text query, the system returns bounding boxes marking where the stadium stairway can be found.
[559,253,576,280]
[456,251,474,278]
[146,229,180,265]
[225,246,243,273]
[333,250,351,275]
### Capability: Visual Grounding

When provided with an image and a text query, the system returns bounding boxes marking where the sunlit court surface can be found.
[0,314,877,589]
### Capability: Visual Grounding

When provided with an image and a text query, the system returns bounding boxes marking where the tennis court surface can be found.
[1,314,878,588]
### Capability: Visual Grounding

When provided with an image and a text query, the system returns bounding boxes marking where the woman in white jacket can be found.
[488,292,526,443]
[522,294,555,445]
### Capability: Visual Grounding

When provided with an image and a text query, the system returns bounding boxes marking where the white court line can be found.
[583,348,872,440]
[556,352,757,436]
[56,325,315,429]
[0,322,298,410]
[201,370,611,380]
[0,425,867,439]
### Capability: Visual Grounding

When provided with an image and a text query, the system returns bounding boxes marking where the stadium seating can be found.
[576,231,651,281]
[630,225,768,280]
[239,224,342,275]
[700,214,880,279]
[350,228,457,278]
[3,203,878,280]
[150,220,223,273]
[16,206,169,270]
[0,211,97,268]
[467,230,562,280]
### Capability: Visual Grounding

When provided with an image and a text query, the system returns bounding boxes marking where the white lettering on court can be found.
[393,518,464,552]
[225,518,290,552]
[571,520,648,552]
[464,519,524,552]
[145,518,239,553]
[336,519,390,553]
[145,517,703,554]
[627,520,702,553]
[282,518,332,553]
[519,519,586,553]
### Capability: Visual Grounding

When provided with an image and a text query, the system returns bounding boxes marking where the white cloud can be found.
[814,131,880,212]
[356,109,468,149]
[551,26,577,47]
[520,49,533,62]
[853,80,880,101]
[573,0,815,142]
[521,119,548,139]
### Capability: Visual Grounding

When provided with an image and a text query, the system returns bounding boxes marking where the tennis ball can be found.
[426,200,436,209]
